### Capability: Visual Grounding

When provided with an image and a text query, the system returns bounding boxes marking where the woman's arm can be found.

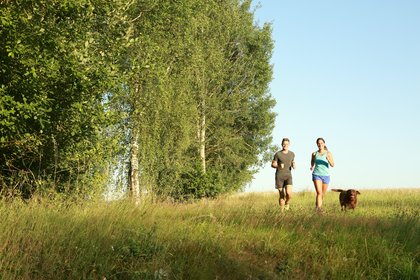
[327,151,335,167]
[310,152,316,171]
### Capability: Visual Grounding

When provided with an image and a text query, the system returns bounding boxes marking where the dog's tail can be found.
[331,189,345,192]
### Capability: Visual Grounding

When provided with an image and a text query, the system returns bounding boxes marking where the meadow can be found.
[1,189,419,280]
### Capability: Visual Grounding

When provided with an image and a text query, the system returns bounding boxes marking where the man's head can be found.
[282,138,290,150]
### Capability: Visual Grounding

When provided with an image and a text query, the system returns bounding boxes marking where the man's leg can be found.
[284,185,292,210]
[278,188,285,211]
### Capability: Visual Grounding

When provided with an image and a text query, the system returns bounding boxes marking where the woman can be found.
[310,137,334,212]
[272,138,296,211]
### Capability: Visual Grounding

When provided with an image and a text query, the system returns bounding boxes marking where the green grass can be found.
[1,189,419,279]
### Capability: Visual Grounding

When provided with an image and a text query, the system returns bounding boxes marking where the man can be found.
[271,138,295,211]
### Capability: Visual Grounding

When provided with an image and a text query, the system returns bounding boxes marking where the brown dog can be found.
[331,189,361,211]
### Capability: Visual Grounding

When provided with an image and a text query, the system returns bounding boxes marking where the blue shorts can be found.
[312,174,330,184]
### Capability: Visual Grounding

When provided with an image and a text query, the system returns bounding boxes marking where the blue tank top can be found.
[313,151,330,176]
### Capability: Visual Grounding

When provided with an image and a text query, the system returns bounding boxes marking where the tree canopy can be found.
[0,0,276,200]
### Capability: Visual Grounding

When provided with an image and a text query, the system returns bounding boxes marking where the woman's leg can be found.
[322,183,329,195]
[313,179,323,210]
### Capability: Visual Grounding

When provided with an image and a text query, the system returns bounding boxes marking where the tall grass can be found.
[1,189,419,279]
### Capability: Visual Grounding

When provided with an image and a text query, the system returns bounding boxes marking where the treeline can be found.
[0,0,275,200]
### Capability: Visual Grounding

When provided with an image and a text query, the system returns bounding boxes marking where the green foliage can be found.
[176,165,223,200]
[0,0,122,197]
[1,0,276,199]
[116,0,276,198]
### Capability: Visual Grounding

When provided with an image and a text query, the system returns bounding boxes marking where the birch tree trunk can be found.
[199,99,206,173]
[129,129,140,204]
[129,84,141,204]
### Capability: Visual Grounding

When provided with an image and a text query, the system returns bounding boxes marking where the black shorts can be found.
[275,173,293,189]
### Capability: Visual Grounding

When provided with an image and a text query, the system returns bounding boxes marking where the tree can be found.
[113,0,276,200]
[184,0,276,194]
[0,0,120,197]
[0,0,276,201]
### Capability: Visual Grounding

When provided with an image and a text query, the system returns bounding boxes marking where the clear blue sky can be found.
[247,0,420,192]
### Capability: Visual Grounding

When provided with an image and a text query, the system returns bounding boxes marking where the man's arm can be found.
[271,159,278,168]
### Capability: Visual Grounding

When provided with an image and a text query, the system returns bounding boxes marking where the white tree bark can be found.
[199,111,206,173]
[129,133,140,204]
[129,83,141,205]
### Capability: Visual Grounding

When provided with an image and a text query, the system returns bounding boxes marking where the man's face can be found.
[282,141,289,150]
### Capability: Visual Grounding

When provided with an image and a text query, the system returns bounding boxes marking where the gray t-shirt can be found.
[273,151,295,175]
